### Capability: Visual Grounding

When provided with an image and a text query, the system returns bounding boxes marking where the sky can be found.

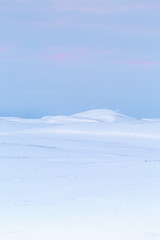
[0,0,160,118]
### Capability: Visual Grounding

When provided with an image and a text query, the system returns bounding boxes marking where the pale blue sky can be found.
[0,0,160,118]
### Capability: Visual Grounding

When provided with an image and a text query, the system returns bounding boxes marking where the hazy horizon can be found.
[0,108,159,121]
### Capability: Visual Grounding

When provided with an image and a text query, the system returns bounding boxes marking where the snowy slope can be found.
[73,108,134,122]
[0,109,160,240]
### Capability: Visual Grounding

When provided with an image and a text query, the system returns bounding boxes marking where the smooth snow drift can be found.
[0,109,160,240]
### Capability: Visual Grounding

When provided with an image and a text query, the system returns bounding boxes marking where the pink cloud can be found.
[40,46,160,67]
[36,19,160,37]
[0,47,9,53]
[43,53,68,61]
[55,53,67,60]
[41,47,120,61]
[105,59,160,67]
[110,3,160,13]
[50,2,160,14]
[1,0,160,14]
[75,22,160,36]
[126,60,160,66]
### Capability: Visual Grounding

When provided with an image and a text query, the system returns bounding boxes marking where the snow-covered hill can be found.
[0,109,160,240]
[73,108,134,122]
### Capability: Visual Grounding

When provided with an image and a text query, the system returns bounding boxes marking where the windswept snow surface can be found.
[1,109,160,240]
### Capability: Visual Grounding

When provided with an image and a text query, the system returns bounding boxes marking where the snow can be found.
[0,109,160,240]
[73,108,134,122]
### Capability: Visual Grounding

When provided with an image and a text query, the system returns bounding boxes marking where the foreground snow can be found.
[0,109,160,240]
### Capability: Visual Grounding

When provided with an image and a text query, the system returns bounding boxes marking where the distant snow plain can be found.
[0,109,160,240]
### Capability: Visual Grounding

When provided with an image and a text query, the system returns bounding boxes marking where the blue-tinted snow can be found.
[0,109,160,240]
